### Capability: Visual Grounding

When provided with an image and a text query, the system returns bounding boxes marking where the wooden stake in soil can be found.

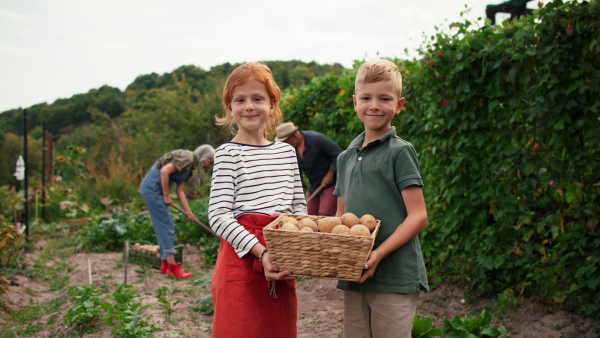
[124,241,129,285]
[87,258,92,285]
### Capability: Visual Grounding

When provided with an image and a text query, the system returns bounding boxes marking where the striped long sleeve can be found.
[208,142,307,257]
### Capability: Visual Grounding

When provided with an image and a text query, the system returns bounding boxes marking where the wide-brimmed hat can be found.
[275,122,299,142]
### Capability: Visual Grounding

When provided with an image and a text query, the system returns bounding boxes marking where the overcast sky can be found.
[0,0,526,113]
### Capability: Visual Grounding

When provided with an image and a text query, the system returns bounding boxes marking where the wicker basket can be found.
[263,214,380,282]
[124,240,183,269]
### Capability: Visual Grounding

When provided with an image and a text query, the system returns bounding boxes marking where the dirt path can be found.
[1,243,598,337]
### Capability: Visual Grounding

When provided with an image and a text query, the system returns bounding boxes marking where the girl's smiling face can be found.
[227,80,273,137]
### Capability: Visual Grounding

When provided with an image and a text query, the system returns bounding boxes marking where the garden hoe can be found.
[170,204,217,237]
[306,184,326,204]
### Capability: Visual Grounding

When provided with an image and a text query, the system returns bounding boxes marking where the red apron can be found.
[211,214,297,338]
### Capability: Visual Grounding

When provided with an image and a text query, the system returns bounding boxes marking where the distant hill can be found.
[0,60,345,138]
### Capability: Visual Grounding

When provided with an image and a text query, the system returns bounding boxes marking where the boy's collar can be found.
[349,127,396,149]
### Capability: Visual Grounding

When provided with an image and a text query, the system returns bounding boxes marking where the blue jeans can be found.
[139,164,188,260]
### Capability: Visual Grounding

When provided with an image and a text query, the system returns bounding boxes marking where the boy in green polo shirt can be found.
[333,59,429,338]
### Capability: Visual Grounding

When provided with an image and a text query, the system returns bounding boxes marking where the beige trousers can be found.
[343,290,418,338]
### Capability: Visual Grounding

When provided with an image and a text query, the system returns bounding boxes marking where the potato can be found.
[318,217,342,233]
[359,214,377,232]
[280,216,299,226]
[340,213,360,227]
[281,222,299,231]
[331,224,350,235]
[300,226,314,233]
[349,224,371,237]
[298,218,318,232]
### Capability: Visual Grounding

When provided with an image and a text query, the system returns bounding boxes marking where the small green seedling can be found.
[442,308,506,337]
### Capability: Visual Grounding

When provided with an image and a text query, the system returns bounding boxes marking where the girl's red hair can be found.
[216,62,283,139]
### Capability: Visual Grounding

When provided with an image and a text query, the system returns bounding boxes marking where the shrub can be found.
[76,197,214,254]
[282,0,600,318]
[76,209,156,253]
[442,309,506,338]
[0,223,28,294]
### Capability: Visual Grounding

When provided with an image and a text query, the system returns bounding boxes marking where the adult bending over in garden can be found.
[139,145,215,279]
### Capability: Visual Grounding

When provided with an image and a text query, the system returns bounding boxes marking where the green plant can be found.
[76,200,213,254]
[196,235,219,266]
[412,314,443,337]
[175,197,212,245]
[53,145,89,182]
[496,288,518,315]
[0,296,68,337]
[63,285,106,337]
[76,208,156,252]
[134,260,152,281]
[103,283,158,338]
[0,224,28,264]
[31,243,73,292]
[412,0,600,317]
[296,276,307,288]
[37,221,70,239]
[281,0,600,319]
[44,181,95,221]
[0,186,24,221]
[0,224,28,294]
[193,295,214,316]
[443,308,506,338]
[157,285,181,320]
[192,277,212,294]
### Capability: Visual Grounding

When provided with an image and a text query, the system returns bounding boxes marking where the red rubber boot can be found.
[159,260,169,274]
[167,263,193,279]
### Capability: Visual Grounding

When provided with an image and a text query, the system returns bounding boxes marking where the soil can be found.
[1,240,598,338]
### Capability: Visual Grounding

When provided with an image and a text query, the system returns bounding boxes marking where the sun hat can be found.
[275,122,299,142]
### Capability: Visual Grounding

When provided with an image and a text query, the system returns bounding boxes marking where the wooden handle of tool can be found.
[170,204,217,237]
[306,185,326,204]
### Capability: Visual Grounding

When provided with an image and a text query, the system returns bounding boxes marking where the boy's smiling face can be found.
[353,80,405,138]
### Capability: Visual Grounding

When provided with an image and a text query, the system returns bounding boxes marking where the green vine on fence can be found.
[282,0,600,319]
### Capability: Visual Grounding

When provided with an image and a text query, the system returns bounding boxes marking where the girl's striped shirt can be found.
[208,141,307,257]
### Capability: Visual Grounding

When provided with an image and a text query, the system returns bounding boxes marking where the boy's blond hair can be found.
[355,59,403,97]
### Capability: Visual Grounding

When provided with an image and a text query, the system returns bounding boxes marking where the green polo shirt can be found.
[333,127,429,293]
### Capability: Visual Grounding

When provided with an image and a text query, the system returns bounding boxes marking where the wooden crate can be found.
[124,240,183,269]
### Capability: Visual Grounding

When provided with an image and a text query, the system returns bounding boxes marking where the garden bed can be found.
[1,241,598,337]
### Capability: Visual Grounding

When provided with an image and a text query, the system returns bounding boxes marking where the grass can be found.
[1,219,218,337]
[0,296,67,338]
[0,226,76,337]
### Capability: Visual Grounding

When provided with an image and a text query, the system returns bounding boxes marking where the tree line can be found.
[0,60,344,189]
